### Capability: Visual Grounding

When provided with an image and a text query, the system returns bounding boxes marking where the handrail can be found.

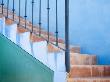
[47,0,50,43]
[1,0,70,73]
[55,0,58,46]
[65,0,70,73]
[39,0,41,36]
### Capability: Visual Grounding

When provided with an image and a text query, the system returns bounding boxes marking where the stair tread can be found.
[17,26,28,33]
[30,33,45,42]
[70,53,97,65]
[68,77,110,79]
[70,53,96,56]
[57,43,80,53]
[5,19,14,25]
[48,44,61,53]
[71,65,110,67]
[68,77,110,82]
[69,65,110,78]
[0,14,4,18]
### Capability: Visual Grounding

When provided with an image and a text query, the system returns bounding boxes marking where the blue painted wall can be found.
[2,0,110,64]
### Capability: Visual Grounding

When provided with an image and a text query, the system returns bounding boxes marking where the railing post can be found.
[39,0,42,36]
[47,0,50,43]
[55,0,58,46]
[12,0,15,21]
[1,0,4,14]
[32,0,34,33]
[24,0,27,28]
[18,0,21,25]
[6,0,9,18]
[65,0,70,73]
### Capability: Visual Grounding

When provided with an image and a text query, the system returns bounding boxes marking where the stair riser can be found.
[70,53,97,65]
[0,17,5,35]
[104,66,110,77]
[71,47,80,53]
[32,41,48,65]
[0,17,18,43]
[48,52,66,72]
[68,79,110,82]
[5,24,17,43]
[17,32,32,54]
[70,66,110,78]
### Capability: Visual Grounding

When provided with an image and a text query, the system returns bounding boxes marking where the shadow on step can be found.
[0,34,54,82]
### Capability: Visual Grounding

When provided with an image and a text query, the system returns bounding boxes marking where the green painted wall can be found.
[0,34,54,82]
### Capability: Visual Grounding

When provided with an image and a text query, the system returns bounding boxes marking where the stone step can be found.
[69,65,110,78]
[5,18,14,25]
[70,53,97,65]
[57,43,80,53]
[5,19,17,43]
[47,44,66,72]
[30,33,48,65]
[0,14,5,34]
[18,27,66,71]
[68,77,110,82]
[16,26,32,54]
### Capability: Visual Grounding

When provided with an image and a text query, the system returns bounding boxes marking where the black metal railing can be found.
[12,0,15,21]
[47,0,50,43]
[55,0,58,46]
[24,0,27,28]
[1,0,4,14]
[65,0,70,73]
[18,0,21,25]
[39,0,41,36]
[6,0,9,18]
[31,0,34,33]
[1,0,70,73]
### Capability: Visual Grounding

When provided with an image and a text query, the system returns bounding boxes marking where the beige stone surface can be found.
[5,18,14,25]
[17,26,28,33]
[69,65,110,78]
[68,78,110,82]
[70,53,96,65]
[30,33,45,42]
[47,44,61,53]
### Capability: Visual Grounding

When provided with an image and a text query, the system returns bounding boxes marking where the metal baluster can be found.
[24,0,27,28]
[1,0,4,14]
[39,0,41,36]
[32,0,34,33]
[18,0,21,25]
[6,0,9,18]
[65,0,70,73]
[12,0,15,21]
[55,0,58,46]
[47,0,50,43]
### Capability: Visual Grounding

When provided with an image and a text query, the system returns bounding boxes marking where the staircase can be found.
[0,6,110,82]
